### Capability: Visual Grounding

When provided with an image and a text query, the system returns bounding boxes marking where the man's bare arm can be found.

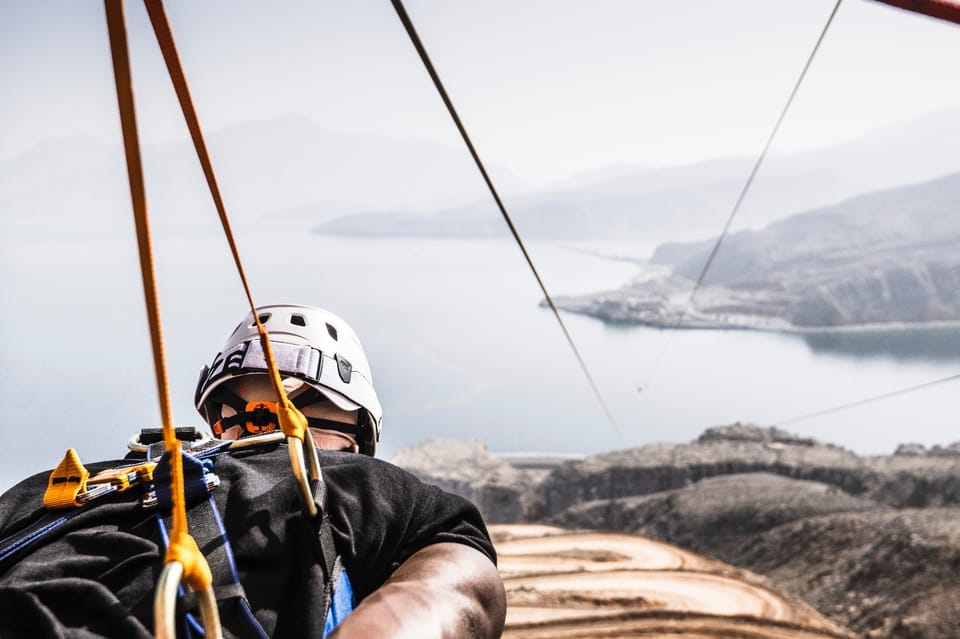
[328,542,506,639]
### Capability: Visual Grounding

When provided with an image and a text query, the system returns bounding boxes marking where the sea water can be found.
[1,230,959,491]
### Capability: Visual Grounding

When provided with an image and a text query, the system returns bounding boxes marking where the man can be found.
[0,304,506,638]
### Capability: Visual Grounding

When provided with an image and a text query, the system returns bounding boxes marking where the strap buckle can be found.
[245,401,278,434]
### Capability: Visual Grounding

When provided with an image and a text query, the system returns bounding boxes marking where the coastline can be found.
[561,312,960,335]
[547,273,960,335]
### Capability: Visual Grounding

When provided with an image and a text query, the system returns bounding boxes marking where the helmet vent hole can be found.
[326,323,338,340]
[251,313,271,327]
[290,314,306,327]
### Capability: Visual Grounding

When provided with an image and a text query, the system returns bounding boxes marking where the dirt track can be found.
[491,525,854,639]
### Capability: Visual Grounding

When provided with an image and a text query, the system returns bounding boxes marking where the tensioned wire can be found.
[389,0,623,440]
[772,372,960,427]
[639,0,844,391]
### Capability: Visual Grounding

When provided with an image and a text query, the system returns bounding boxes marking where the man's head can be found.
[195,304,382,455]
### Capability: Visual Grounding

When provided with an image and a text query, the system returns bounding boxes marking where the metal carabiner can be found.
[287,433,322,519]
[154,561,223,639]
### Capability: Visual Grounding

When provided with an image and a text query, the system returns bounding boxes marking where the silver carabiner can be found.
[287,433,322,519]
[154,561,223,639]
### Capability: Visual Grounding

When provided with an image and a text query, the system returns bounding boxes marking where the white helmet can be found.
[195,304,383,455]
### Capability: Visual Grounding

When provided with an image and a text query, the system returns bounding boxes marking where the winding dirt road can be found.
[490,525,853,639]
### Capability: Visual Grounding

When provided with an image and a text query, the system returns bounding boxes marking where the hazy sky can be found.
[3,1,960,473]
[3,0,960,186]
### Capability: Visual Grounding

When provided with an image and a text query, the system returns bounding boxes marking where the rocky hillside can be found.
[552,172,960,329]
[392,439,539,523]
[394,425,960,638]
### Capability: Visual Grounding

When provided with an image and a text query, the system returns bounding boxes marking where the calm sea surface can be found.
[2,231,960,491]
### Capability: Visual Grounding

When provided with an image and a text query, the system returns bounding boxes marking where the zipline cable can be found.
[388,0,623,439]
[639,0,844,391]
[772,371,960,427]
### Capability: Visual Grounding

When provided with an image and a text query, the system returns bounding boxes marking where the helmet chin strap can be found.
[212,386,361,442]
[213,408,361,439]
[210,382,320,420]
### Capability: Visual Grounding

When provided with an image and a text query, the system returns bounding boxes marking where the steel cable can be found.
[389,0,623,439]
[772,372,960,427]
[640,0,844,391]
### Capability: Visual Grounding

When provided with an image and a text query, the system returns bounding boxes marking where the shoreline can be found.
[554,303,960,336]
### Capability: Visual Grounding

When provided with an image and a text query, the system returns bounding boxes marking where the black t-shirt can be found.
[0,443,495,638]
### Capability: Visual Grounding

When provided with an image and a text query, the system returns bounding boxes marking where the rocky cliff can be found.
[392,439,536,523]
[535,424,960,517]
[394,425,960,638]
[551,172,960,329]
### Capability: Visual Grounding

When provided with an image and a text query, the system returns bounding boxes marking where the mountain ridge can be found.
[314,104,960,239]
[0,114,523,238]
[551,171,960,329]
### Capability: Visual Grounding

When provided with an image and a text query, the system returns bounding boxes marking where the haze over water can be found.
[3,231,959,492]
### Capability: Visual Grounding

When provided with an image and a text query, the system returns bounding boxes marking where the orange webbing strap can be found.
[103,0,216,615]
[142,0,309,445]
[142,0,319,519]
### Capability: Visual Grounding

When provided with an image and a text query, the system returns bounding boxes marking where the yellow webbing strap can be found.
[43,449,90,509]
[142,0,309,444]
[103,0,214,607]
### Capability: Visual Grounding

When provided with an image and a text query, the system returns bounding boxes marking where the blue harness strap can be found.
[155,497,269,639]
[324,559,355,636]
[0,510,80,573]
[153,447,355,638]
[308,460,356,637]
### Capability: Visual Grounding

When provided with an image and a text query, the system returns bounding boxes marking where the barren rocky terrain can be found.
[491,524,853,638]
[395,425,960,638]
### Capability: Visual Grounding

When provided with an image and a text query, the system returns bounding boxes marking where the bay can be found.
[2,230,959,492]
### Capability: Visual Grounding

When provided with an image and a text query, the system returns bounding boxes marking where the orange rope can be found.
[103,0,211,592]
[142,0,306,441]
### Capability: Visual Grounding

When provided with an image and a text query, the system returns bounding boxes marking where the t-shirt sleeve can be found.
[318,453,496,601]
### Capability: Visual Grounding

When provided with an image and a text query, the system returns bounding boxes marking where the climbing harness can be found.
[0,432,355,636]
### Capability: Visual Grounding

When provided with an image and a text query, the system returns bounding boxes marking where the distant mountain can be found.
[0,114,523,238]
[776,105,960,195]
[314,162,853,239]
[314,105,960,239]
[551,172,960,329]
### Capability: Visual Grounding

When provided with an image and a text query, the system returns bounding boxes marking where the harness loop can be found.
[43,449,90,510]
